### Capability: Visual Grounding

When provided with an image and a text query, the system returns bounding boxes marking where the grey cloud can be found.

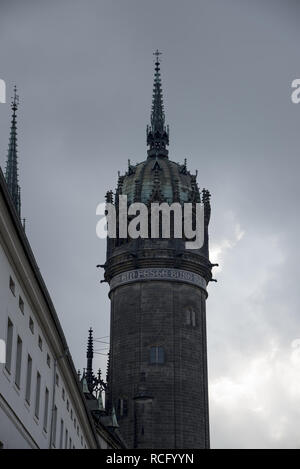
[0,0,299,448]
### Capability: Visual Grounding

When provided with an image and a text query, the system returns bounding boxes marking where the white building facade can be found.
[0,169,107,449]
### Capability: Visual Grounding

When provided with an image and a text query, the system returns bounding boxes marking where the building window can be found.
[9,276,15,296]
[15,335,22,388]
[62,387,65,401]
[117,397,128,418]
[5,318,13,374]
[25,355,32,404]
[52,405,57,447]
[150,346,165,364]
[38,335,43,351]
[47,353,51,368]
[59,419,64,449]
[29,317,34,334]
[43,388,49,432]
[35,371,41,418]
[19,296,24,314]
[186,309,196,327]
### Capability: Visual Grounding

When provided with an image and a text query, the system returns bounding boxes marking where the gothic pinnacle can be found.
[147,50,169,158]
[5,86,21,216]
[86,327,94,393]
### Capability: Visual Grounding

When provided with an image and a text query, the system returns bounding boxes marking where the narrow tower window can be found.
[117,397,128,418]
[186,309,197,327]
[150,346,165,364]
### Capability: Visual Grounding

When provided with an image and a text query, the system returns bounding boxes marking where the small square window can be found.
[9,276,15,296]
[150,346,165,364]
[47,354,51,368]
[19,296,24,313]
[38,335,43,351]
[29,317,34,334]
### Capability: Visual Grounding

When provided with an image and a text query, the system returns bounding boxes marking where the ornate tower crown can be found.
[146,50,169,158]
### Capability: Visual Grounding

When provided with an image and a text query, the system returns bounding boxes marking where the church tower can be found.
[102,52,215,449]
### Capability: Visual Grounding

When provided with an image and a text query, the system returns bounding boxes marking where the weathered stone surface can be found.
[107,278,210,449]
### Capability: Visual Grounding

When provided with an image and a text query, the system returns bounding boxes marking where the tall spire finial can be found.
[147,50,169,158]
[5,86,21,217]
[86,327,94,393]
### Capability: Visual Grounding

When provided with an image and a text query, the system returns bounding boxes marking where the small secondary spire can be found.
[86,327,94,393]
[5,86,21,216]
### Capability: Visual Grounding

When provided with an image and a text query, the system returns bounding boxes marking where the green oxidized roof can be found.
[118,156,200,206]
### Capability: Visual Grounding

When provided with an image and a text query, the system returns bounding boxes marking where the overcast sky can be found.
[1,0,300,448]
